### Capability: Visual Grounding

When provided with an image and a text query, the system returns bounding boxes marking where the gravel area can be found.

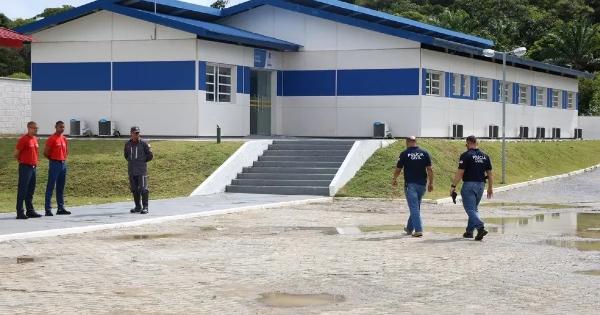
[1,171,600,314]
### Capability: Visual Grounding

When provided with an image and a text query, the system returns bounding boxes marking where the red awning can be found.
[0,27,33,48]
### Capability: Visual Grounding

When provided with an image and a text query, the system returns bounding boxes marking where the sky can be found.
[1,0,247,20]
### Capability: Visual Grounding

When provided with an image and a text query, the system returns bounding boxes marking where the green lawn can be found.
[337,139,600,199]
[0,138,242,213]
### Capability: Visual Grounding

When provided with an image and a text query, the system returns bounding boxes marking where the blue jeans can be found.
[461,181,485,232]
[16,164,36,213]
[405,183,426,233]
[45,160,67,210]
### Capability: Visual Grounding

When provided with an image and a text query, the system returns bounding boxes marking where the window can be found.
[498,82,512,103]
[536,87,545,106]
[567,92,575,109]
[477,79,489,101]
[453,73,461,96]
[206,65,232,103]
[425,70,441,96]
[462,75,471,97]
[519,85,528,105]
[552,90,560,107]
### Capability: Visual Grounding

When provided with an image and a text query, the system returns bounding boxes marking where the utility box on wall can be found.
[452,124,463,138]
[536,127,546,139]
[519,126,529,139]
[488,125,499,139]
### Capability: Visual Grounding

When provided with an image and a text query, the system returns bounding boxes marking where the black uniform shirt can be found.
[458,148,492,182]
[396,146,432,185]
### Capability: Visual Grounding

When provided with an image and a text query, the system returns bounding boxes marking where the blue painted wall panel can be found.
[198,61,206,91]
[421,68,427,95]
[281,70,336,96]
[113,61,195,91]
[236,66,244,94]
[530,86,536,106]
[471,76,478,100]
[243,67,251,94]
[337,68,419,96]
[32,62,111,91]
[547,88,553,107]
[444,72,451,97]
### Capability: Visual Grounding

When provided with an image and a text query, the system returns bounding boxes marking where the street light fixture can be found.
[481,47,527,184]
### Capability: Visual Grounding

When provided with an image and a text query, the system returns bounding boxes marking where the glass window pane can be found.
[219,85,231,94]
[218,94,231,102]
[206,93,214,102]
[218,76,231,85]
[218,67,231,76]
[207,84,215,93]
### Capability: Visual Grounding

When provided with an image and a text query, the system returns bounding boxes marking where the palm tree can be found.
[537,20,600,71]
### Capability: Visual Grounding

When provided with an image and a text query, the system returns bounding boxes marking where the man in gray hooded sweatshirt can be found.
[124,126,153,214]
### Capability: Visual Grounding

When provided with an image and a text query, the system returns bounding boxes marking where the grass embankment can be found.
[337,139,600,199]
[0,139,242,213]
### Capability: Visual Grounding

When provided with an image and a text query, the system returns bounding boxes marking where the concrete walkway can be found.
[0,193,328,240]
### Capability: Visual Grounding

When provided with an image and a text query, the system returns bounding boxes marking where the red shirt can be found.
[45,133,68,161]
[16,134,39,166]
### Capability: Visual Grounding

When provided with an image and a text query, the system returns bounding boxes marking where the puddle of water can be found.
[285,227,339,235]
[486,213,600,238]
[257,292,345,308]
[545,240,600,251]
[359,225,403,233]
[16,256,35,264]
[112,233,182,241]
[481,202,586,209]
[574,270,600,276]
[357,235,405,242]
[335,227,362,235]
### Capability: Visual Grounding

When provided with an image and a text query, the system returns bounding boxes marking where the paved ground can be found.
[0,171,599,314]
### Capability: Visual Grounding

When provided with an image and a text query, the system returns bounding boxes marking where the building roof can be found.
[0,27,33,48]
[15,0,593,78]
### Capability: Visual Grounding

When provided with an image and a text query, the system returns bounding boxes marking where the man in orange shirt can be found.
[14,121,42,219]
[44,121,71,216]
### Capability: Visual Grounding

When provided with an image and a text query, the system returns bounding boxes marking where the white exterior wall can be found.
[420,50,579,138]
[0,78,31,135]
[31,11,253,136]
[578,116,600,140]
[224,5,422,137]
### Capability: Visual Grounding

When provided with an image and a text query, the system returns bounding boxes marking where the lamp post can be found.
[482,47,527,184]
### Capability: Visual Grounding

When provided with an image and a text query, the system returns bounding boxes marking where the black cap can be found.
[130,126,140,133]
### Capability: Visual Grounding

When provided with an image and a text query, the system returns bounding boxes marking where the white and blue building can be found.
[17,0,592,137]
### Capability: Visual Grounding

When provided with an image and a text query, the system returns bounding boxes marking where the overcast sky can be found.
[1,0,247,19]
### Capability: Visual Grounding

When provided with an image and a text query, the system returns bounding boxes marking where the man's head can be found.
[466,135,477,149]
[405,136,417,148]
[26,121,38,136]
[55,121,65,135]
[130,126,140,140]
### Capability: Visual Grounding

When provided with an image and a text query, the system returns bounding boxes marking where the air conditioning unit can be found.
[99,120,116,137]
[452,124,463,138]
[69,119,91,136]
[535,127,545,139]
[574,128,583,139]
[519,126,529,139]
[488,125,499,139]
[552,127,561,139]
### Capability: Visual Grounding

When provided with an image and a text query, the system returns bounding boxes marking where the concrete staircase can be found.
[225,140,354,195]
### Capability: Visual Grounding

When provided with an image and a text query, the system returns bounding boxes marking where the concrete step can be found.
[226,185,330,196]
[272,140,355,146]
[231,179,330,187]
[263,150,349,156]
[268,144,353,151]
[258,155,346,162]
[253,161,343,168]
[243,167,339,174]
[236,173,335,180]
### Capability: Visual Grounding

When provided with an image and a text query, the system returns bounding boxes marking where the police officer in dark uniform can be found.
[124,126,153,214]
[450,135,493,241]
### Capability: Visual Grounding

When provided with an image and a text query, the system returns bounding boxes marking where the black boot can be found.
[475,227,488,241]
[140,192,149,214]
[130,193,142,213]
[16,211,28,220]
[26,210,42,218]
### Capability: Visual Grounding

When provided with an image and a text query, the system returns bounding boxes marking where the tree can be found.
[210,0,229,9]
[35,5,74,19]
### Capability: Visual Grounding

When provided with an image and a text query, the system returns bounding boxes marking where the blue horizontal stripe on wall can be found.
[32,62,111,91]
[113,61,195,91]
[281,70,336,96]
[338,69,420,96]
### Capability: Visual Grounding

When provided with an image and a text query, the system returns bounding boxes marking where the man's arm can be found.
[426,166,434,192]
[43,140,51,159]
[485,170,494,199]
[391,167,402,187]
[13,148,20,161]
[450,169,464,195]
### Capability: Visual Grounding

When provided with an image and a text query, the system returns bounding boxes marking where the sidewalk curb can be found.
[0,197,332,243]
[435,163,600,205]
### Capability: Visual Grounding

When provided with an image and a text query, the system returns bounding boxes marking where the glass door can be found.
[250,70,271,135]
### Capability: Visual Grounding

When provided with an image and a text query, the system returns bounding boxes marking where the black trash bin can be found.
[373,121,385,138]
[70,119,80,136]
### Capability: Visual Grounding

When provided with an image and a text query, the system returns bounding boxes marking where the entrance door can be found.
[250,70,271,135]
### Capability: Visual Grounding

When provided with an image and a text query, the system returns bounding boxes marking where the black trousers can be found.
[129,174,149,209]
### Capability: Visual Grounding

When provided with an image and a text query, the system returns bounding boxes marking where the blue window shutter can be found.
[460,75,465,96]
[421,68,427,95]
[562,91,568,109]
[512,83,519,104]
[445,72,450,97]
[576,92,579,110]
[198,61,207,91]
[236,66,244,94]
[547,88,553,107]
[472,76,478,100]
[492,80,499,102]
[530,86,536,106]
[243,67,250,94]
[449,73,454,97]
